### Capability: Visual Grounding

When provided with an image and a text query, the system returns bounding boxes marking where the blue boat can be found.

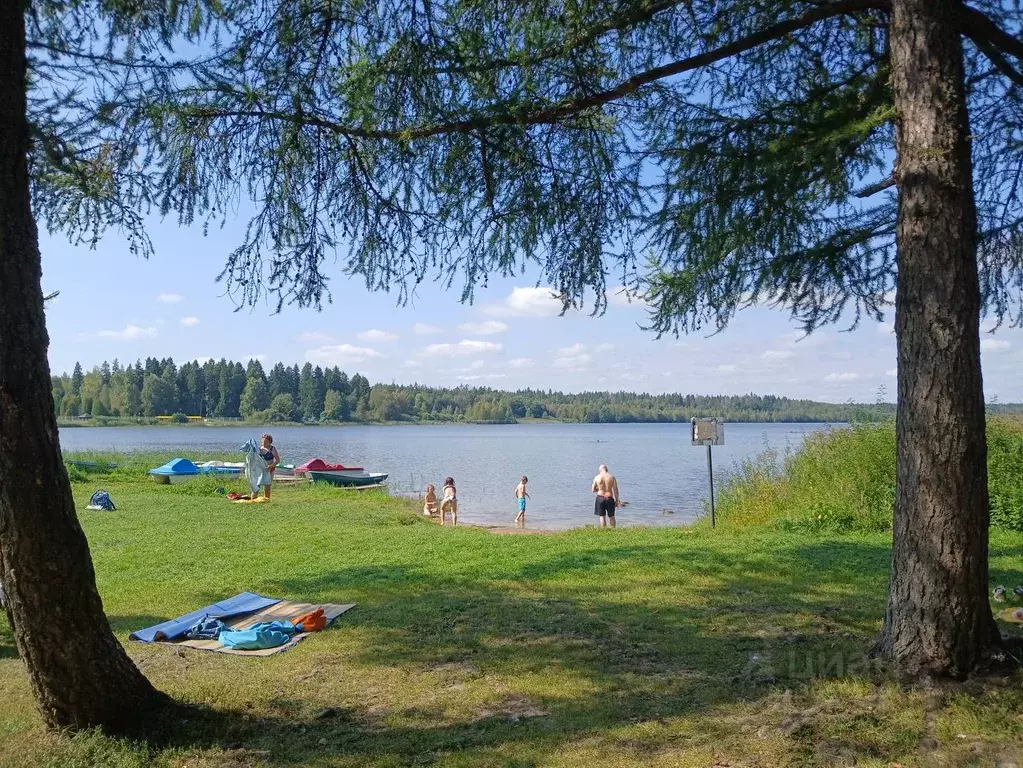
[149,457,202,485]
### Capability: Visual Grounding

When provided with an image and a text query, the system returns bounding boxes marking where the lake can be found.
[58,422,839,529]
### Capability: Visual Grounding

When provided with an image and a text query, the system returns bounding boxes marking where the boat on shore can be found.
[308,470,388,488]
[149,458,201,484]
[199,460,244,476]
[295,458,365,477]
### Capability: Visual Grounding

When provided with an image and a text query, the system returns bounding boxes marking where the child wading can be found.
[514,476,530,524]
[440,477,457,525]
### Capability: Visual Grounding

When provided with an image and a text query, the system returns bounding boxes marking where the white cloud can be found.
[413,323,443,336]
[595,342,615,353]
[458,373,507,382]
[876,322,894,335]
[508,358,534,369]
[886,368,898,377]
[553,343,594,370]
[555,354,592,370]
[191,355,216,364]
[459,320,509,335]
[825,372,861,382]
[306,344,384,366]
[245,354,268,363]
[420,340,503,358]
[486,286,564,318]
[179,316,200,327]
[402,360,423,368]
[96,324,158,341]
[716,364,738,373]
[761,350,794,362]
[300,331,335,344]
[558,343,587,356]
[358,329,399,343]
[981,339,1011,352]
[157,293,183,304]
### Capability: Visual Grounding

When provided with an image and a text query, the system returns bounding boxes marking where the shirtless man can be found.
[591,464,621,528]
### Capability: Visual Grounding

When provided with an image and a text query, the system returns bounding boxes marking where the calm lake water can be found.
[58,422,839,529]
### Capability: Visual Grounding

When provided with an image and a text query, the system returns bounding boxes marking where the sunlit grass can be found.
[1,456,1021,766]
[713,417,1023,533]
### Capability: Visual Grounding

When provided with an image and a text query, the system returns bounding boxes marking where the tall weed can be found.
[715,418,1023,532]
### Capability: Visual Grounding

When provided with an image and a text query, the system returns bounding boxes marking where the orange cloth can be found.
[293,607,327,632]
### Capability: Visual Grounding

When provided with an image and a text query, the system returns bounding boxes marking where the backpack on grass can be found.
[86,489,116,511]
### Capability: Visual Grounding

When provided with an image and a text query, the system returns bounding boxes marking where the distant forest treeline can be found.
[53,356,906,424]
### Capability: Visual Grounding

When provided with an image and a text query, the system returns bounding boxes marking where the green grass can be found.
[713,418,1023,533]
[1,456,1022,766]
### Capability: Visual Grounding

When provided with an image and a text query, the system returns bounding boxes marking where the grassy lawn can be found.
[2,463,1023,767]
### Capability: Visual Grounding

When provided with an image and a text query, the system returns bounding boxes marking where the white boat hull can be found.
[150,473,197,485]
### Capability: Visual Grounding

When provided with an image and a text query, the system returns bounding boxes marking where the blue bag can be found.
[87,489,116,511]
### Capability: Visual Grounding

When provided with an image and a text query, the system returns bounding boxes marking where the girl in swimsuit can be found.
[259,433,281,499]
[440,477,457,525]
[423,484,438,516]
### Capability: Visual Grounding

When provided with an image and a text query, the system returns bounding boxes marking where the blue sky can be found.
[39,215,1023,402]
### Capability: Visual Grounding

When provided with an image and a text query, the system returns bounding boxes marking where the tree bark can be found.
[0,0,163,730]
[876,0,1001,677]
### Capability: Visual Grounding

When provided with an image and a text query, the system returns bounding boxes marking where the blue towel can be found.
[220,620,297,650]
[184,615,227,640]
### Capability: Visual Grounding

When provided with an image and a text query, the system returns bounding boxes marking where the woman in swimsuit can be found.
[259,433,281,499]
[440,477,457,525]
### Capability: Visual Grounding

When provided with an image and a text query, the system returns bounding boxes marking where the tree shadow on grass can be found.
[108,615,172,635]
[120,538,918,765]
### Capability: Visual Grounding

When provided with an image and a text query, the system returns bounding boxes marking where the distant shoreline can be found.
[57,416,850,429]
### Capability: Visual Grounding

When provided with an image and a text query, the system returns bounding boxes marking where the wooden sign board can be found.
[691,418,724,446]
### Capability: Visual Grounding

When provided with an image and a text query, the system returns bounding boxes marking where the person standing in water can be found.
[514,476,530,524]
[591,463,620,528]
[259,433,280,500]
[440,477,457,525]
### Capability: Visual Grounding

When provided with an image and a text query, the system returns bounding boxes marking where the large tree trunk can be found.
[875,0,1001,677]
[0,0,162,731]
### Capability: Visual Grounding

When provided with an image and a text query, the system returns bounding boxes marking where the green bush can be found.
[713,418,1023,532]
[988,419,1023,531]
[170,412,189,423]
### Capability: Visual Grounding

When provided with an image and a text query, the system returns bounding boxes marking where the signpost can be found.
[691,418,724,527]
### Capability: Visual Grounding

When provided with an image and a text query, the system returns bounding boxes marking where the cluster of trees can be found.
[52,358,371,422]
[54,357,894,424]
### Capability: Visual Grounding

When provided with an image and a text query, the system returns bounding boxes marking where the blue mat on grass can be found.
[130,592,282,643]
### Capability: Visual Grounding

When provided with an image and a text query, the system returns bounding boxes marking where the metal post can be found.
[706,444,716,528]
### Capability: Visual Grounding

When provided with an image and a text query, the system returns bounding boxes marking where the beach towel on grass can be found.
[130,593,354,656]
[241,439,271,495]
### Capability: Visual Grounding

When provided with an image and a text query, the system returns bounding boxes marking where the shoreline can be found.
[58,417,850,429]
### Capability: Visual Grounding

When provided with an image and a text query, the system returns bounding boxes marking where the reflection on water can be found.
[59,422,838,529]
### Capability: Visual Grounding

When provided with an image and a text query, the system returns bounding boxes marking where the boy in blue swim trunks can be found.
[514,476,530,523]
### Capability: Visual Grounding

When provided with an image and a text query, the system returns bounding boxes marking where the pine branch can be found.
[372,0,691,78]
[183,0,890,141]
[958,4,1023,64]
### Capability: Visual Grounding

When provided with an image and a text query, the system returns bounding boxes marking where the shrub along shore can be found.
[712,417,1023,533]
[0,449,1021,766]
